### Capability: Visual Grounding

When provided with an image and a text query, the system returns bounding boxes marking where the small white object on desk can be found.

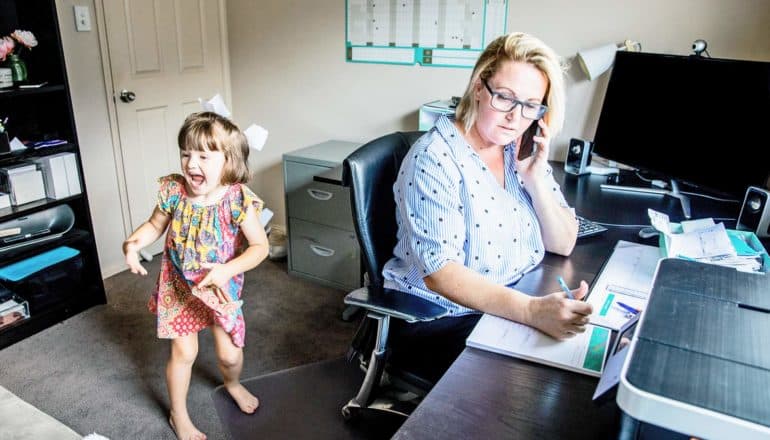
[419,99,457,131]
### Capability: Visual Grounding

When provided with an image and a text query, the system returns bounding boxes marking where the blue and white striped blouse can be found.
[382,115,572,315]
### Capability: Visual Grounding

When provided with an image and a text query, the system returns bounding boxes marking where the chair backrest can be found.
[342,131,424,290]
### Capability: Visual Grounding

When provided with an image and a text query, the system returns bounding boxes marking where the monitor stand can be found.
[600,179,691,219]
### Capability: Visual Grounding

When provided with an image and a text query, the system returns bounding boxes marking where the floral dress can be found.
[149,174,263,347]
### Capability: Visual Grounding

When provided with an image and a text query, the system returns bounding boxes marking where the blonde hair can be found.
[455,32,567,137]
[177,111,250,184]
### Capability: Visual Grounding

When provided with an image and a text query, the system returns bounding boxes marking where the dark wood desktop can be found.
[393,163,747,439]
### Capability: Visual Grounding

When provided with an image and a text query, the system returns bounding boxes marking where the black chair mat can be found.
[212,357,403,439]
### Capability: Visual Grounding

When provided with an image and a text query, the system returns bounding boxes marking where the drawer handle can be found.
[307,188,333,201]
[309,244,335,257]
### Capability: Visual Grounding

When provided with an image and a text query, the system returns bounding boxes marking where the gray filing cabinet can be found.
[283,140,363,291]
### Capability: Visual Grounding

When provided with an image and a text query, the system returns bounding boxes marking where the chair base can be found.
[342,360,423,420]
[212,357,403,439]
[342,395,416,421]
[341,304,360,322]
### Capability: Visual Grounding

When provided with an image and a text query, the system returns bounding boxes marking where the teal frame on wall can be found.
[345,0,509,68]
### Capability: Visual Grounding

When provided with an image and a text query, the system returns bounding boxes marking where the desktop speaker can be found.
[564,138,592,175]
[736,186,770,238]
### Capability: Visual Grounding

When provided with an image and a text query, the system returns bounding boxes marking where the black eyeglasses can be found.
[482,79,548,120]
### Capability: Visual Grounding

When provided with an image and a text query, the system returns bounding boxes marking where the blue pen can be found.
[616,301,640,315]
[556,276,574,300]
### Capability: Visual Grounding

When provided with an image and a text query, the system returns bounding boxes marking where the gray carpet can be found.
[0,256,358,439]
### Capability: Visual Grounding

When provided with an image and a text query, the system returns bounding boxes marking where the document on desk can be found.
[466,314,610,377]
[586,240,661,331]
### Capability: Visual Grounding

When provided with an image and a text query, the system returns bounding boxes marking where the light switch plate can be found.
[74,5,91,32]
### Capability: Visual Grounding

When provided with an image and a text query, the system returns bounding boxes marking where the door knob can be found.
[119,89,136,103]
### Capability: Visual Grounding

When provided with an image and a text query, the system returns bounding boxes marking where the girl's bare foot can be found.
[225,383,259,413]
[169,411,207,440]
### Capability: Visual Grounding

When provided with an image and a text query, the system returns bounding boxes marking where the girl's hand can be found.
[516,119,551,189]
[526,280,593,340]
[213,286,231,305]
[122,240,147,276]
[197,262,232,292]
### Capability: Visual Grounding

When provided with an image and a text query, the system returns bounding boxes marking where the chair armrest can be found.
[344,287,449,323]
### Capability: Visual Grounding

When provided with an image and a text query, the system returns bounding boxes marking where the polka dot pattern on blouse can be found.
[382,115,573,315]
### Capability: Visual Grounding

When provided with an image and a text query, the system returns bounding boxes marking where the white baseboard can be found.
[101,263,126,279]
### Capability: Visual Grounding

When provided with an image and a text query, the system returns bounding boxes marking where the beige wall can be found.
[226,0,770,230]
[55,0,770,278]
[56,0,126,277]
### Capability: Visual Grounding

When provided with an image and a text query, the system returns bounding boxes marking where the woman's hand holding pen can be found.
[122,239,147,276]
[526,280,593,340]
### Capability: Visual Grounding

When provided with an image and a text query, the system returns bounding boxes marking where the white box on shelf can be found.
[2,163,36,175]
[32,153,70,199]
[0,192,9,209]
[9,170,46,205]
[62,153,81,196]
[0,164,47,206]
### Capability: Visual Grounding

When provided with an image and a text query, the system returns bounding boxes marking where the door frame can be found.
[93,0,232,239]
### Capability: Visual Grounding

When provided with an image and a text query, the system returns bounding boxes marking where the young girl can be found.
[122,111,269,440]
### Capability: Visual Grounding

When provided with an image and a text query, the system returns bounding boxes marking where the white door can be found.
[102,0,229,255]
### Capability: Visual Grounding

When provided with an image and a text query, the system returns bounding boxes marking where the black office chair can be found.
[340,131,450,421]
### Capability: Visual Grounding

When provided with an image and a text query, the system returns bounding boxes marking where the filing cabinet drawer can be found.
[284,161,327,194]
[289,218,360,290]
[285,161,353,230]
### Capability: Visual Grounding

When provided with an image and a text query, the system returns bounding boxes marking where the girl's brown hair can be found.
[177,111,250,184]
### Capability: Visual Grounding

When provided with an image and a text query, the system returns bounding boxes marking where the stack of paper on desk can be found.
[466,314,610,377]
[648,209,767,272]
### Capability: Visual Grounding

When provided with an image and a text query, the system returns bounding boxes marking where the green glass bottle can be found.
[7,54,27,83]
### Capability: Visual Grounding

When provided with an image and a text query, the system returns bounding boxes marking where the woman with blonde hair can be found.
[382,32,591,382]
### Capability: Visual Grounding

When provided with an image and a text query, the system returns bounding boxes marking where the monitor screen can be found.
[592,51,770,198]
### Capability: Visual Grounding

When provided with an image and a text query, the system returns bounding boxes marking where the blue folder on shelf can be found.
[0,246,80,282]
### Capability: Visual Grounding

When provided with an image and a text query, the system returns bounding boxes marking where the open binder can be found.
[466,314,610,377]
[466,241,659,377]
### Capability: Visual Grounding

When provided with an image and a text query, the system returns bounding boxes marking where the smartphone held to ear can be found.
[517,124,541,160]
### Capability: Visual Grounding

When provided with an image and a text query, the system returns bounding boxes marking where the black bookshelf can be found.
[0,0,107,349]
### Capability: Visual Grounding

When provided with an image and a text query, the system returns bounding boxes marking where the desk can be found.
[394,164,748,439]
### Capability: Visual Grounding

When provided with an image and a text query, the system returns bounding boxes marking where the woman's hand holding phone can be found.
[516,119,551,188]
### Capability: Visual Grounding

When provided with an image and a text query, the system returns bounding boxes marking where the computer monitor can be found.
[592,51,770,216]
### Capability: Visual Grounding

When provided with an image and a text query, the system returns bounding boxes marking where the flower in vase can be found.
[0,37,14,62]
[10,30,37,52]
